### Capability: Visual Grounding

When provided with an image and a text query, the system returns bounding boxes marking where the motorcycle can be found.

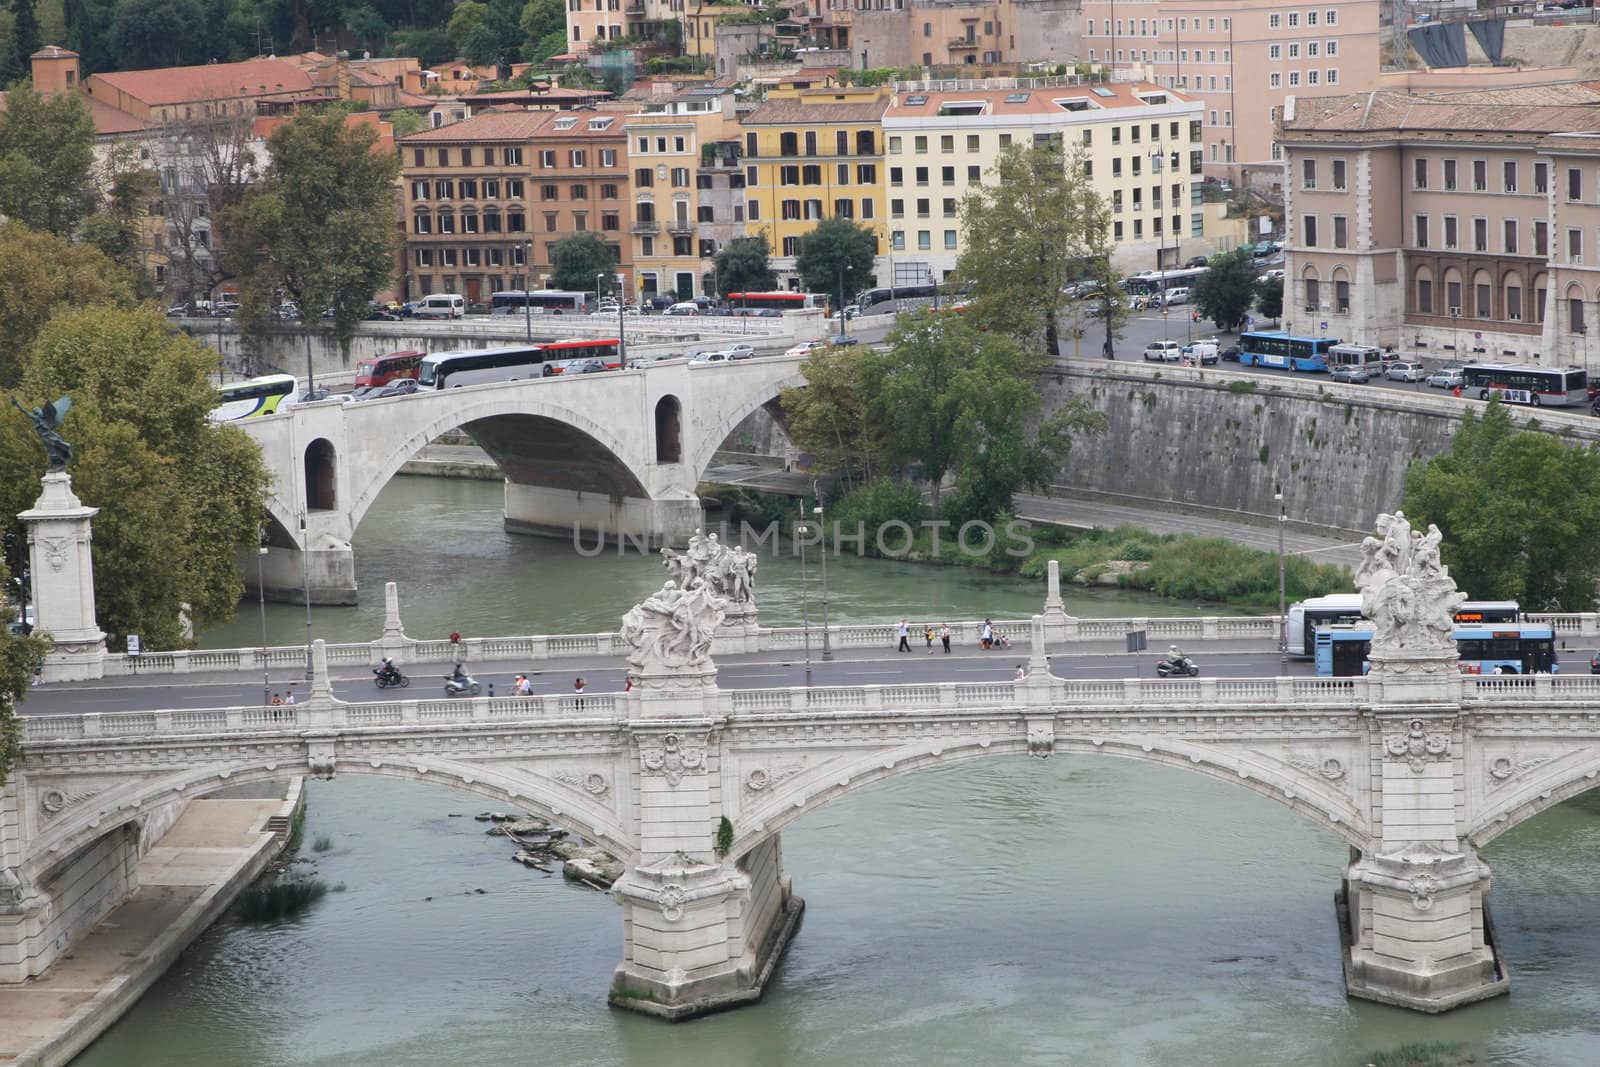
[373,666,409,689]
[1156,656,1199,678]
[444,671,481,697]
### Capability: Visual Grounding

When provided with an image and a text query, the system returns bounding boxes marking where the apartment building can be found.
[740,85,892,283]
[567,0,685,53]
[1278,84,1600,367]
[624,84,745,301]
[1079,0,1379,178]
[883,78,1204,281]
[399,109,633,302]
[852,0,1082,69]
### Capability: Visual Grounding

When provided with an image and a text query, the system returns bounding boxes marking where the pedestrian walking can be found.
[981,619,994,650]
[940,623,951,654]
[270,692,282,706]
[924,624,935,653]
[283,690,296,706]
[624,676,634,692]
[573,676,587,709]
[1015,665,1026,681]
[897,618,911,652]
[487,683,496,697]
[515,673,533,695]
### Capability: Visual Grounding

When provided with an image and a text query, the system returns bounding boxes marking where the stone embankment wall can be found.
[1041,364,1600,533]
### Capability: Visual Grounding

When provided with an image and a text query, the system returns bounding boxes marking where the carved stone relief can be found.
[1383,719,1451,774]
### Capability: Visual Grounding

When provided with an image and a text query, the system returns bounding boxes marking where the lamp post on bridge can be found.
[1276,485,1288,662]
[257,525,270,706]
[797,504,814,688]
[814,487,831,661]
[522,239,533,343]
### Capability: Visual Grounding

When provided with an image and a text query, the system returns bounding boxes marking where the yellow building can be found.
[623,85,745,302]
[882,77,1205,282]
[739,85,892,286]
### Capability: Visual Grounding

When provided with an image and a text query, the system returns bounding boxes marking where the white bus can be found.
[1287,594,1521,657]
[1326,343,1383,372]
[208,374,297,422]
[489,290,593,314]
[1461,363,1588,407]
[417,340,623,389]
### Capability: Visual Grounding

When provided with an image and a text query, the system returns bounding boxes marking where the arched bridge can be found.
[238,354,807,603]
[6,623,1600,1020]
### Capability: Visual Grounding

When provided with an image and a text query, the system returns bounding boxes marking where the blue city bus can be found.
[1237,331,1341,372]
[1315,622,1558,676]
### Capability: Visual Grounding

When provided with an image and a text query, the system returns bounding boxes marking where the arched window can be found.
[305,439,337,511]
[1565,283,1586,335]
[1300,264,1320,312]
[1530,272,1548,324]
[1473,269,1494,319]
[1498,271,1520,322]
[654,395,682,464]
[1414,265,1435,315]
[1331,266,1351,313]
[1441,266,1463,315]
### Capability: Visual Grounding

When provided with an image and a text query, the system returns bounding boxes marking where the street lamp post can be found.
[814,491,831,661]
[522,239,533,343]
[257,525,271,706]
[616,273,627,364]
[797,505,813,688]
[300,513,313,680]
[1276,486,1288,662]
[837,264,846,338]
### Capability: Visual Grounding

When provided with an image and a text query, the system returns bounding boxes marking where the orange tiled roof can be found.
[886,80,1196,118]
[1283,89,1600,135]
[399,108,625,143]
[90,57,319,106]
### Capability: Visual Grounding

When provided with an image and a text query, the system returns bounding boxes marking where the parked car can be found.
[785,340,827,358]
[212,301,240,317]
[298,388,355,404]
[1143,340,1183,362]
[664,302,699,316]
[1160,287,1192,307]
[1386,361,1428,382]
[1331,364,1374,384]
[1253,242,1276,258]
[275,303,301,320]
[569,359,612,374]
[1427,367,1465,389]
[1257,269,1286,284]
[689,350,730,364]
[365,305,400,321]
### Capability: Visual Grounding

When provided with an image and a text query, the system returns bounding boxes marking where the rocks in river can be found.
[486,816,554,837]
[474,811,514,822]
[487,812,620,890]
[561,848,623,889]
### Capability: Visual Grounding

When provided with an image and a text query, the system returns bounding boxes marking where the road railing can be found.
[23,672,1600,745]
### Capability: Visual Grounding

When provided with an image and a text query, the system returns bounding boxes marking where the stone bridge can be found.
[6,619,1599,1020]
[238,354,806,604]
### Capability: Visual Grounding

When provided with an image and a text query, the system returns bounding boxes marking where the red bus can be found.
[538,339,623,375]
[727,291,825,312]
[354,350,424,388]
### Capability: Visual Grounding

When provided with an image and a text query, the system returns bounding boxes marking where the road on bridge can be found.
[20,640,1316,716]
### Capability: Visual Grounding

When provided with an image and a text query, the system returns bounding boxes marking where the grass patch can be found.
[1018,525,1350,609]
[1227,379,1258,394]
[235,877,328,923]
[1366,1040,1480,1067]
[312,833,333,853]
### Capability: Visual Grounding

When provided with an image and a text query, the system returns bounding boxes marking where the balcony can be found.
[667,220,694,235]
[631,220,660,235]
[948,38,980,50]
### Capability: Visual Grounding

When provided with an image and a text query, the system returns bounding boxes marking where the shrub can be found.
[235,877,328,922]
[831,479,928,547]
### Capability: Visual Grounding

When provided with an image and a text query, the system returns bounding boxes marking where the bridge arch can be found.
[654,394,682,464]
[726,732,1372,865]
[344,392,652,536]
[1467,746,1600,848]
[306,437,338,511]
[20,755,634,886]
[686,360,807,479]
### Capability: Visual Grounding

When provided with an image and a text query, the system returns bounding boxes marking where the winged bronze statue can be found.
[11,396,74,473]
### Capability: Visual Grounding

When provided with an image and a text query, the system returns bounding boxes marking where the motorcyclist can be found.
[375,657,399,682]
[1167,645,1188,670]
[450,662,468,685]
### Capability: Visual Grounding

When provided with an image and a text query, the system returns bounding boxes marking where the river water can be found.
[79,478,1600,1066]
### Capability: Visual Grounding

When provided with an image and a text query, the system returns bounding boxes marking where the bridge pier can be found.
[503,483,702,549]
[242,541,357,606]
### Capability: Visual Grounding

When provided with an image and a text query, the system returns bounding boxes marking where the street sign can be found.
[127,635,141,656]
[1320,321,1328,331]
[1474,331,1483,340]
[1246,316,1255,327]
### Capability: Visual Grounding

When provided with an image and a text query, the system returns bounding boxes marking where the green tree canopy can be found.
[0,305,271,650]
[344,3,390,49]
[1256,274,1283,321]
[0,223,138,387]
[388,108,426,138]
[779,343,888,488]
[109,0,207,70]
[446,0,488,51]
[1403,401,1600,611]
[1190,247,1257,333]
[712,235,777,296]
[1,0,42,86]
[1,559,51,787]
[224,111,399,352]
[520,0,564,56]
[795,217,876,305]
[0,80,97,237]
[548,232,619,293]
[955,143,1111,358]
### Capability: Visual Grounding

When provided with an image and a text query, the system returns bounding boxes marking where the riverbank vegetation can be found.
[234,877,328,923]
[1404,399,1600,611]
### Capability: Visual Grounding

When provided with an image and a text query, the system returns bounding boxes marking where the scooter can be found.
[373,666,410,689]
[444,671,481,697]
[1156,656,1199,678]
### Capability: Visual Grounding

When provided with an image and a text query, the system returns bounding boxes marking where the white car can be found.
[1143,340,1183,362]
[689,350,730,365]
[785,340,828,358]
[1257,269,1286,284]
[665,302,700,316]
[1160,287,1192,307]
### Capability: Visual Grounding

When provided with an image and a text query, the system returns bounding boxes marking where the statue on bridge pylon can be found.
[1355,511,1464,702]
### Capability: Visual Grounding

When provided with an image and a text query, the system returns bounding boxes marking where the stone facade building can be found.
[1278,82,1600,366]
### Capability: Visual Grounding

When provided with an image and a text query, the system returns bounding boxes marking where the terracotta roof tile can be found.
[90,58,319,106]
[742,95,891,125]
[1283,89,1600,135]
[399,108,624,143]
[885,80,1195,119]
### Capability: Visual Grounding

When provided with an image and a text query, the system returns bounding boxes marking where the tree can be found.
[1191,247,1258,333]
[446,0,488,52]
[795,217,876,306]
[1,0,42,86]
[548,232,618,293]
[344,4,390,50]
[1403,401,1600,611]
[779,344,889,490]
[109,0,207,70]
[520,0,564,56]
[0,80,97,237]
[63,0,117,75]
[146,109,261,304]
[876,311,980,508]
[391,28,455,67]
[80,146,158,293]
[388,108,427,139]
[955,143,1110,358]
[712,235,777,296]
[0,223,137,387]
[224,111,399,353]
[1,562,51,788]
[0,305,271,650]
[1256,274,1283,321]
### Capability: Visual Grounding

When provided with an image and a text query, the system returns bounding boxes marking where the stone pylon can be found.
[610,578,803,1019]
[18,473,106,682]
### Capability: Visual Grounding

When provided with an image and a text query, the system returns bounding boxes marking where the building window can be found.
[504,148,522,166]
[1414,215,1428,249]
[944,230,957,249]
[1535,220,1548,257]
[1303,214,1318,247]
[1569,227,1583,262]
[1570,296,1585,334]
[858,164,877,184]
[1333,215,1347,248]
[1444,215,1458,249]
[1535,162,1549,193]
[1504,219,1518,255]
[888,136,902,153]
[1415,158,1428,190]
[1568,167,1583,201]
[1332,159,1346,190]
[917,230,931,250]
[1417,277,1433,314]
[1305,277,1320,309]
[1301,158,1316,189]
[1472,159,1487,192]
[1503,161,1517,193]
[1473,217,1487,253]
